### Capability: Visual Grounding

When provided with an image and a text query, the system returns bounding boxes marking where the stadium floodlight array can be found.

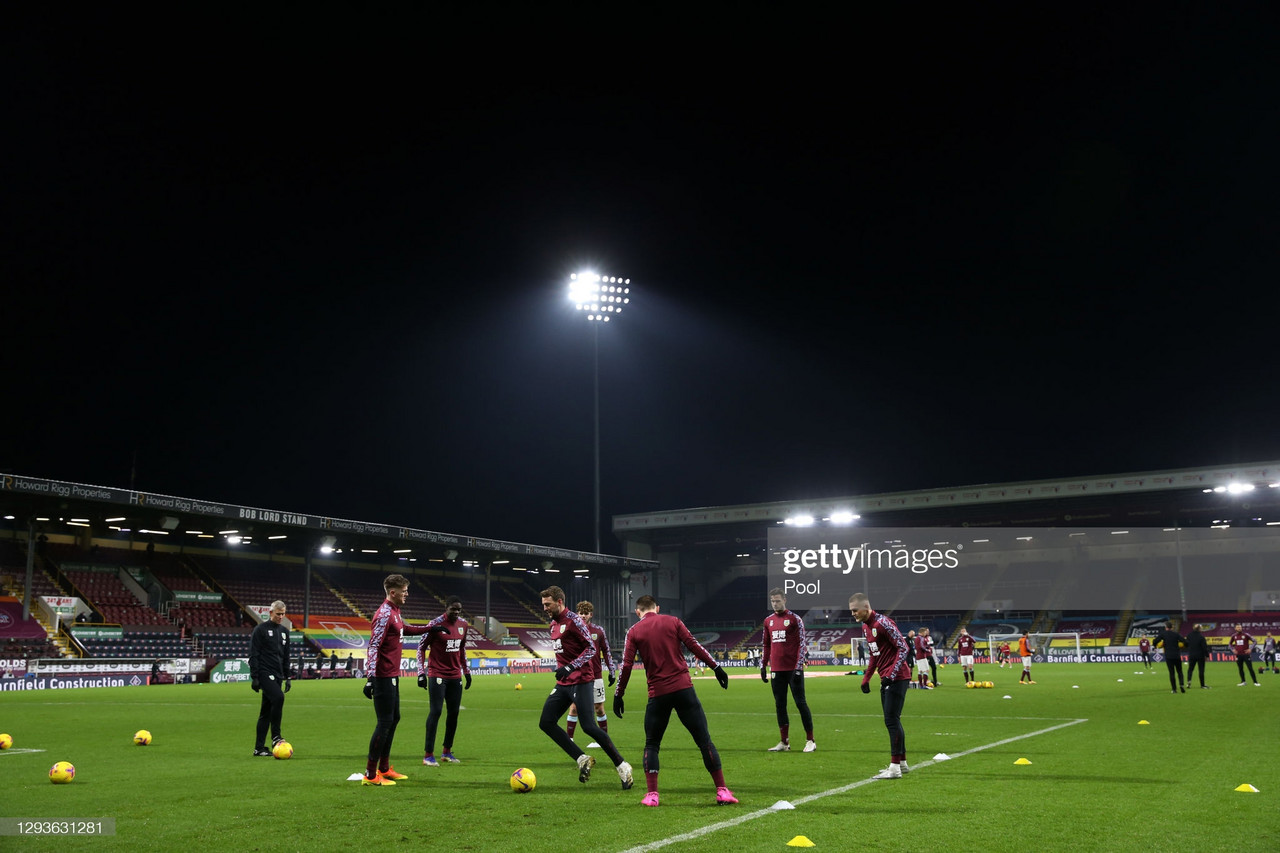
[568,272,631,322]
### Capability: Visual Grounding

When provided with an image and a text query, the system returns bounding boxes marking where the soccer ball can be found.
[984,681,994,689]
[510,767,536,793]
[515,683,523,691]
[134,730,152,746]
[272,741,294,760]
[49,761,76,784]
[0,733,12,749]
[965,681,976,689]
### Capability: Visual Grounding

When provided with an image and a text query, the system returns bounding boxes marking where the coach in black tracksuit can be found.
[1153,622,1185,694]
[249,601,291,756]
[1184,624,1210,689]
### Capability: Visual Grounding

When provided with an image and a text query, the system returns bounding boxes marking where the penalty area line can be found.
[616,717,1088,853]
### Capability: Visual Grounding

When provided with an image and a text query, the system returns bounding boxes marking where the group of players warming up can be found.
[338,575,1021,801]
[270,572,1226,806]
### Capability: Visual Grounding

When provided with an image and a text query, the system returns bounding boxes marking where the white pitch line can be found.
[616,717,1088,853]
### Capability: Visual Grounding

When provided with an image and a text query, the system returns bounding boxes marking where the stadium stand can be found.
[686,627,757,660]
[684,575,767,624]
[197,555,353,616]
[1053,614,1118,647]
[315,565,443,621]
[61,568,168,626]
[194,626,254,659]
[76,627,196,659]
[315,567,549,627]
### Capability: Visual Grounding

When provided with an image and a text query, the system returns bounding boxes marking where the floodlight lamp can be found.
[830,511,860,524]
[318,535,337,554]
[1227,483,1255,494]
[786,514,815,527]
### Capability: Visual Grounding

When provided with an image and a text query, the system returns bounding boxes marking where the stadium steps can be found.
[508,581,547,622]
[729,624,764,660]
[948,612,976,648]
[410,576,448,612]
[32,611,76,658]
[177,554,254,624]
[1114,610,1135,643]
[311,571,365,618]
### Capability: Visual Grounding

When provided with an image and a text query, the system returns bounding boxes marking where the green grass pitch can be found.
[1,663,1276,852]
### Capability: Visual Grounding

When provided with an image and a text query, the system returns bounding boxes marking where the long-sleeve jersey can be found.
[549,607,597,685]
[762,610,807,671]
[367,598,430,678]
[249,620,290,680]
[583,620,615,681]
[416,613,469,679]
[914,635,930,660]
[860,610,911,683]
[616,611,717,699]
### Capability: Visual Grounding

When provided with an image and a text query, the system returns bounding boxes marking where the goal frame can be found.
[986,631,1082,664]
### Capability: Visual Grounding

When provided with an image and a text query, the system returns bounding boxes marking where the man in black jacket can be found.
[1152,622,1185,694]
[249,601,291,755]
[1184,624,1210,689]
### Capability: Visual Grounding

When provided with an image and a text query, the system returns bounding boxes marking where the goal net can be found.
[986,632,1082,664]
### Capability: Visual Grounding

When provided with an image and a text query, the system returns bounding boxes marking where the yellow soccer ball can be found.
[966,681,976,689]
[515,683,523,691]
[984,681,994,689]
[0,733,13,749]
[49,761,76,784]
[134,730,152,746]
[510,767,536,793]
[272,741,294,760]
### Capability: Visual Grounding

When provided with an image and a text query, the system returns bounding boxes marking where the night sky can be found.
[5,7,1278,553]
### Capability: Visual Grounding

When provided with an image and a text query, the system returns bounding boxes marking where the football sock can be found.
[780,726,789,744]
[566,716,577,739]
[597,714,608,732]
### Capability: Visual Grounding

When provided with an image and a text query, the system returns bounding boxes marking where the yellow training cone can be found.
[1234,784,1259,793]
[1014,758,1033,765]
[1138,720,1150,725]
[787,836,816,847]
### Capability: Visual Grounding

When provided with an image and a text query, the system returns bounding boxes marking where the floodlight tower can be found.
[568,271,631,554]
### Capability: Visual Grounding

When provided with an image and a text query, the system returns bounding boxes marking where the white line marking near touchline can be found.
[616,717,1088,853]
